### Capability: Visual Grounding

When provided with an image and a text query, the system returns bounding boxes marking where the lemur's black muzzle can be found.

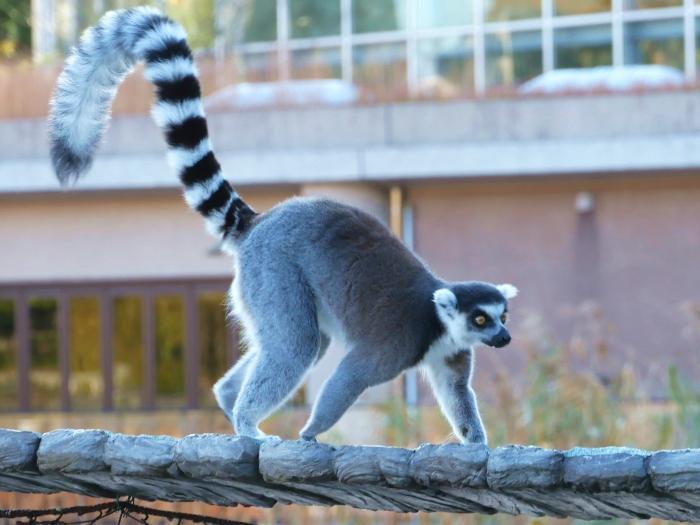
[486,328,511,348]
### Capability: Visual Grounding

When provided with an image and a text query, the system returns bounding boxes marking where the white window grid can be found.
[226,0,700,94]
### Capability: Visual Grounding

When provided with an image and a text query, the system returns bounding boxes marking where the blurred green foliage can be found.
[668,365,700,449]
[164,0,216,50]
[0,0,30,59]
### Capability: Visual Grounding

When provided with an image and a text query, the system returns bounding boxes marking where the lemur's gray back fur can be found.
[48,6,255,239]
[236,198,445,364]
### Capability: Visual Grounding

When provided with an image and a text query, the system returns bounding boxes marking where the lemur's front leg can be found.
[423,348,487,445]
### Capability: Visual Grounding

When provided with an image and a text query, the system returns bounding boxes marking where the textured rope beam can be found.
[1,428,699,520]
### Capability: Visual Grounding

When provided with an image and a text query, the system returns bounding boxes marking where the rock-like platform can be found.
[1,428,699,520]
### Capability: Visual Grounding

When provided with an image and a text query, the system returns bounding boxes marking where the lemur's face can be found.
[433,282,518,349]
[466,303,511,348]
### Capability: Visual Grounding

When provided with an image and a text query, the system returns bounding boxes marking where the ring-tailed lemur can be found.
[49,7,518,445]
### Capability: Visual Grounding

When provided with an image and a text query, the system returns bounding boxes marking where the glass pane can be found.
[164,0,215,50]
[113,296,143,410]
[417,36,475,97]
[0,300,17,410]
[556,0,611,15]
[291,47,342,79]
[155,295,185,408]
[485,30,543,88]
[241,0,277,43]
[198,293,231,407]
[29,298,60,411]
[289,0,341,38]
[624,19,684,69]
[353,0,407,33]
[417,0,472,27]
[484,0,540,21]
[353,42,407,101]
[625,0,682,8]
[69,297,102,410]
[555,25,613,69]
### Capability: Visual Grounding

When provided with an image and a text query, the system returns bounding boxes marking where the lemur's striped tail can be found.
[49,7,256,239]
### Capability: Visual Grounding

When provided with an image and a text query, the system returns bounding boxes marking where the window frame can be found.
[0,278,239,413]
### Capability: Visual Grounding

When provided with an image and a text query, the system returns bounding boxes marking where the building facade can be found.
[31,0,700,95]
[0,0,698,439]
[2,90,700,424]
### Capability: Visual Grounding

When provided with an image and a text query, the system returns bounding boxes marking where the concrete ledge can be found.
[1,428,699,519]
[3,91,700,195]
[3,134,700,195]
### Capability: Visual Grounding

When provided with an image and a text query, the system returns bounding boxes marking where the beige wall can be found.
[0,187,296,283]
[407,174,700,396]
[2,174,698,402]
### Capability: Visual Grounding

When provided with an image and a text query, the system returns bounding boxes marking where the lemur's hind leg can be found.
[232,278,320,438]
[300,345,407,441]
[212,349,256,425]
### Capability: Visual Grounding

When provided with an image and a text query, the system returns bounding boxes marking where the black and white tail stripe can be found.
[48,7,256,239]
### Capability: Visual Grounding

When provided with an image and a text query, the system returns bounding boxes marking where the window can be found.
[240,0,278,43]
[486,30,543,88]
[352,0,407,33]
[198,292,232,407]
[2,280,238,413]
[113,296,144,410]
[291,47,342,79]
[289,0,341,38]
[155,295,186,408]
[417,37,475,97]
[29,298,60,411]
[555,0,612,15]
[624,19,684,70]
[555,25,613,69]
[484,0,540,22]
[353,42,407,100]
[417,0,472,28]
[69,297,102,410]
[0,300,17,410]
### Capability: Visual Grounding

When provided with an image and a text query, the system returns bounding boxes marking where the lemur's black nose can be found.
[491,330,511,348]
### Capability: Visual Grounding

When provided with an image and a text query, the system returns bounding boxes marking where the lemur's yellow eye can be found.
[474,315,487,326]
[500,313,508,324]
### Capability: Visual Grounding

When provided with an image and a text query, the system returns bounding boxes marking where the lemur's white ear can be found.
[433,288,457,316]
[497,283,519,300]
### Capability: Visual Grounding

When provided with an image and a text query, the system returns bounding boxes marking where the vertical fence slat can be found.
[101,292,114,411]
[143,292,156,410]
[57,292,70,411]
[185,287,199,409]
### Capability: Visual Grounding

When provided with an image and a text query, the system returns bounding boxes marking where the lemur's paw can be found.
[299,432,318,443]
[460,426,488,445]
